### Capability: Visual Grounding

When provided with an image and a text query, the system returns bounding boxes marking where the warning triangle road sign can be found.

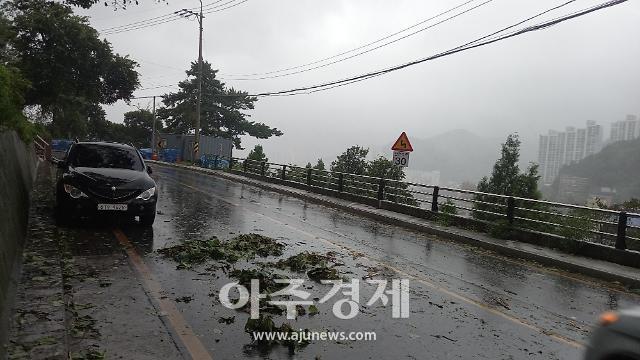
[391,132,413,152]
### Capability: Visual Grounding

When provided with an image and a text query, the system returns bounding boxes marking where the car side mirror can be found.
[146,166,153,174]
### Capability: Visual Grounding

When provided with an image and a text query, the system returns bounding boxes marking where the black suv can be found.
[55,142,157,225]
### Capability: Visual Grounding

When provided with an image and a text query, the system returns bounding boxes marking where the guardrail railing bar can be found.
[230,157,634,251]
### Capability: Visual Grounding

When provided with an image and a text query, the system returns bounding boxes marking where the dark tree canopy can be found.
[123,109,160,148]
[476,134,541,199]
[158,61,282,149]
[86,107,158,148]
[367,156,406,180]
[314,158,326,171]
[6,0,139,137]
[473,133,542,225]
[247,144,268,163]
[64,0,164,10]
[330,146,369,174]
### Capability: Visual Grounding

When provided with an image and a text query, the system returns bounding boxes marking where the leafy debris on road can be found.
[272,251,333,272]
[245,314,311,351]
[176,296,193,303]
[230,269,290,294]
[70,349,106,360]
[307,266,340,282]
[218,316,235,324]
[308,304,320,316]
[157,233,285,269]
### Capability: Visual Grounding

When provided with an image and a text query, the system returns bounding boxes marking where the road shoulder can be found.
[6,164,184,359]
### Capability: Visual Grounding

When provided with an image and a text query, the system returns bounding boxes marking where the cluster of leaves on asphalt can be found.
[160,234,348,353]
[157,233,285,269]
[271,251,342,282]
[244,314,312,351]
[230,269,289,294]
[272,251,332,272]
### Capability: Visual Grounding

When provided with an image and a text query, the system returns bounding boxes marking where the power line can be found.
[100,0,247,35]
[251,0,626,97]
[128,0,496,87]
[129,0,627,99]
[223,0,496,81]
[202,0,248,15]
[99,0,226,32]
[222,0,481,78]
[136,84,180,91]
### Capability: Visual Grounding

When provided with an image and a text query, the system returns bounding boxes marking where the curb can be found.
[148,160,640,289]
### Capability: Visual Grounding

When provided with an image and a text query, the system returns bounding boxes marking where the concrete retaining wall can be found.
[0,131,38,354]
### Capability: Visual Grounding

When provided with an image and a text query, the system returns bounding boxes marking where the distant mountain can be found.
[379,129,503,184]
[554,137,640,202]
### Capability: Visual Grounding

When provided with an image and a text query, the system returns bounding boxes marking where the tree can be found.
[0,63,36,141]
[247,144,268,163]
[366,156,416,205]
[53,0,164,10]
[123,109,160,148]
[314,158,325,171]
[7,0,139,137]
[158,61,282,149]
[0,12,16,62]
[330,146,368,174]
[366,156,404,180]
[473,133,542,223]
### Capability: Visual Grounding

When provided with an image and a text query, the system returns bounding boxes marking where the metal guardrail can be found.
[33,135,50,161]
[225,157,640,252]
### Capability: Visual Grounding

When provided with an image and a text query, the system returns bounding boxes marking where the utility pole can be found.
[195,0,203,162]
[151,95,157,154]
[176,2,204,162]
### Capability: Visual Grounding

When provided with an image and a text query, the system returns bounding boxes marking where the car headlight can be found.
[63,184,87,199]
[599,311,619,326]
[137,187,156,201]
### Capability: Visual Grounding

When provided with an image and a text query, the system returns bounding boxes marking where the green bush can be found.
[436,199,458,226]
[489,219,514,239]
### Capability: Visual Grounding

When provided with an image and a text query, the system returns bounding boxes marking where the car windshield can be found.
[68,144,143,171]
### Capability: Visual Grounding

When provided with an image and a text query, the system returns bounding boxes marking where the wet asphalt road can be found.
[60,164,640,359]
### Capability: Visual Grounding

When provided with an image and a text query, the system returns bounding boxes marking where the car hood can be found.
[68,167,153,190]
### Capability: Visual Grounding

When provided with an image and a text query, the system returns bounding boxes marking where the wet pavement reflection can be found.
[64,165,640,359]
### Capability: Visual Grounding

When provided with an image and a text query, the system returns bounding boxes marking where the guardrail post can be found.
[213,155,219,169]
[242,159,248,172]
[338,173,344,192]
[229,158,234,169]
[377,178,385,201]
[507,197,515,224]
[306,168,312,186]
[260,162,266,177]
[431,186,439,213]
[616,211,627,250]
[281,165,286,181]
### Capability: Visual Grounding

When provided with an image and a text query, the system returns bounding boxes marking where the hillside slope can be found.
[557,137,640,201]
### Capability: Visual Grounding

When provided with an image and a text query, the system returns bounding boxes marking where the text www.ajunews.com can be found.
[252,330,377,343]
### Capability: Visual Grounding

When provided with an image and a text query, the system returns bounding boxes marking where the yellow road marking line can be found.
[113,228,214,360]
[170,178,584,349]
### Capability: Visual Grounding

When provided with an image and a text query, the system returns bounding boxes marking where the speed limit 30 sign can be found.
[393,151,410,167]
[391,132,413,167]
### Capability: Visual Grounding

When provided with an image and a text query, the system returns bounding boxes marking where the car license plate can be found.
[97,204,128,211]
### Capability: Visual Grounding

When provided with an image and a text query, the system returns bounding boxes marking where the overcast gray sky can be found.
[78,0,640,166]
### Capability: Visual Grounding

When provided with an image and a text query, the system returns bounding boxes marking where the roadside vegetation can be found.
[0,0,280,147]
